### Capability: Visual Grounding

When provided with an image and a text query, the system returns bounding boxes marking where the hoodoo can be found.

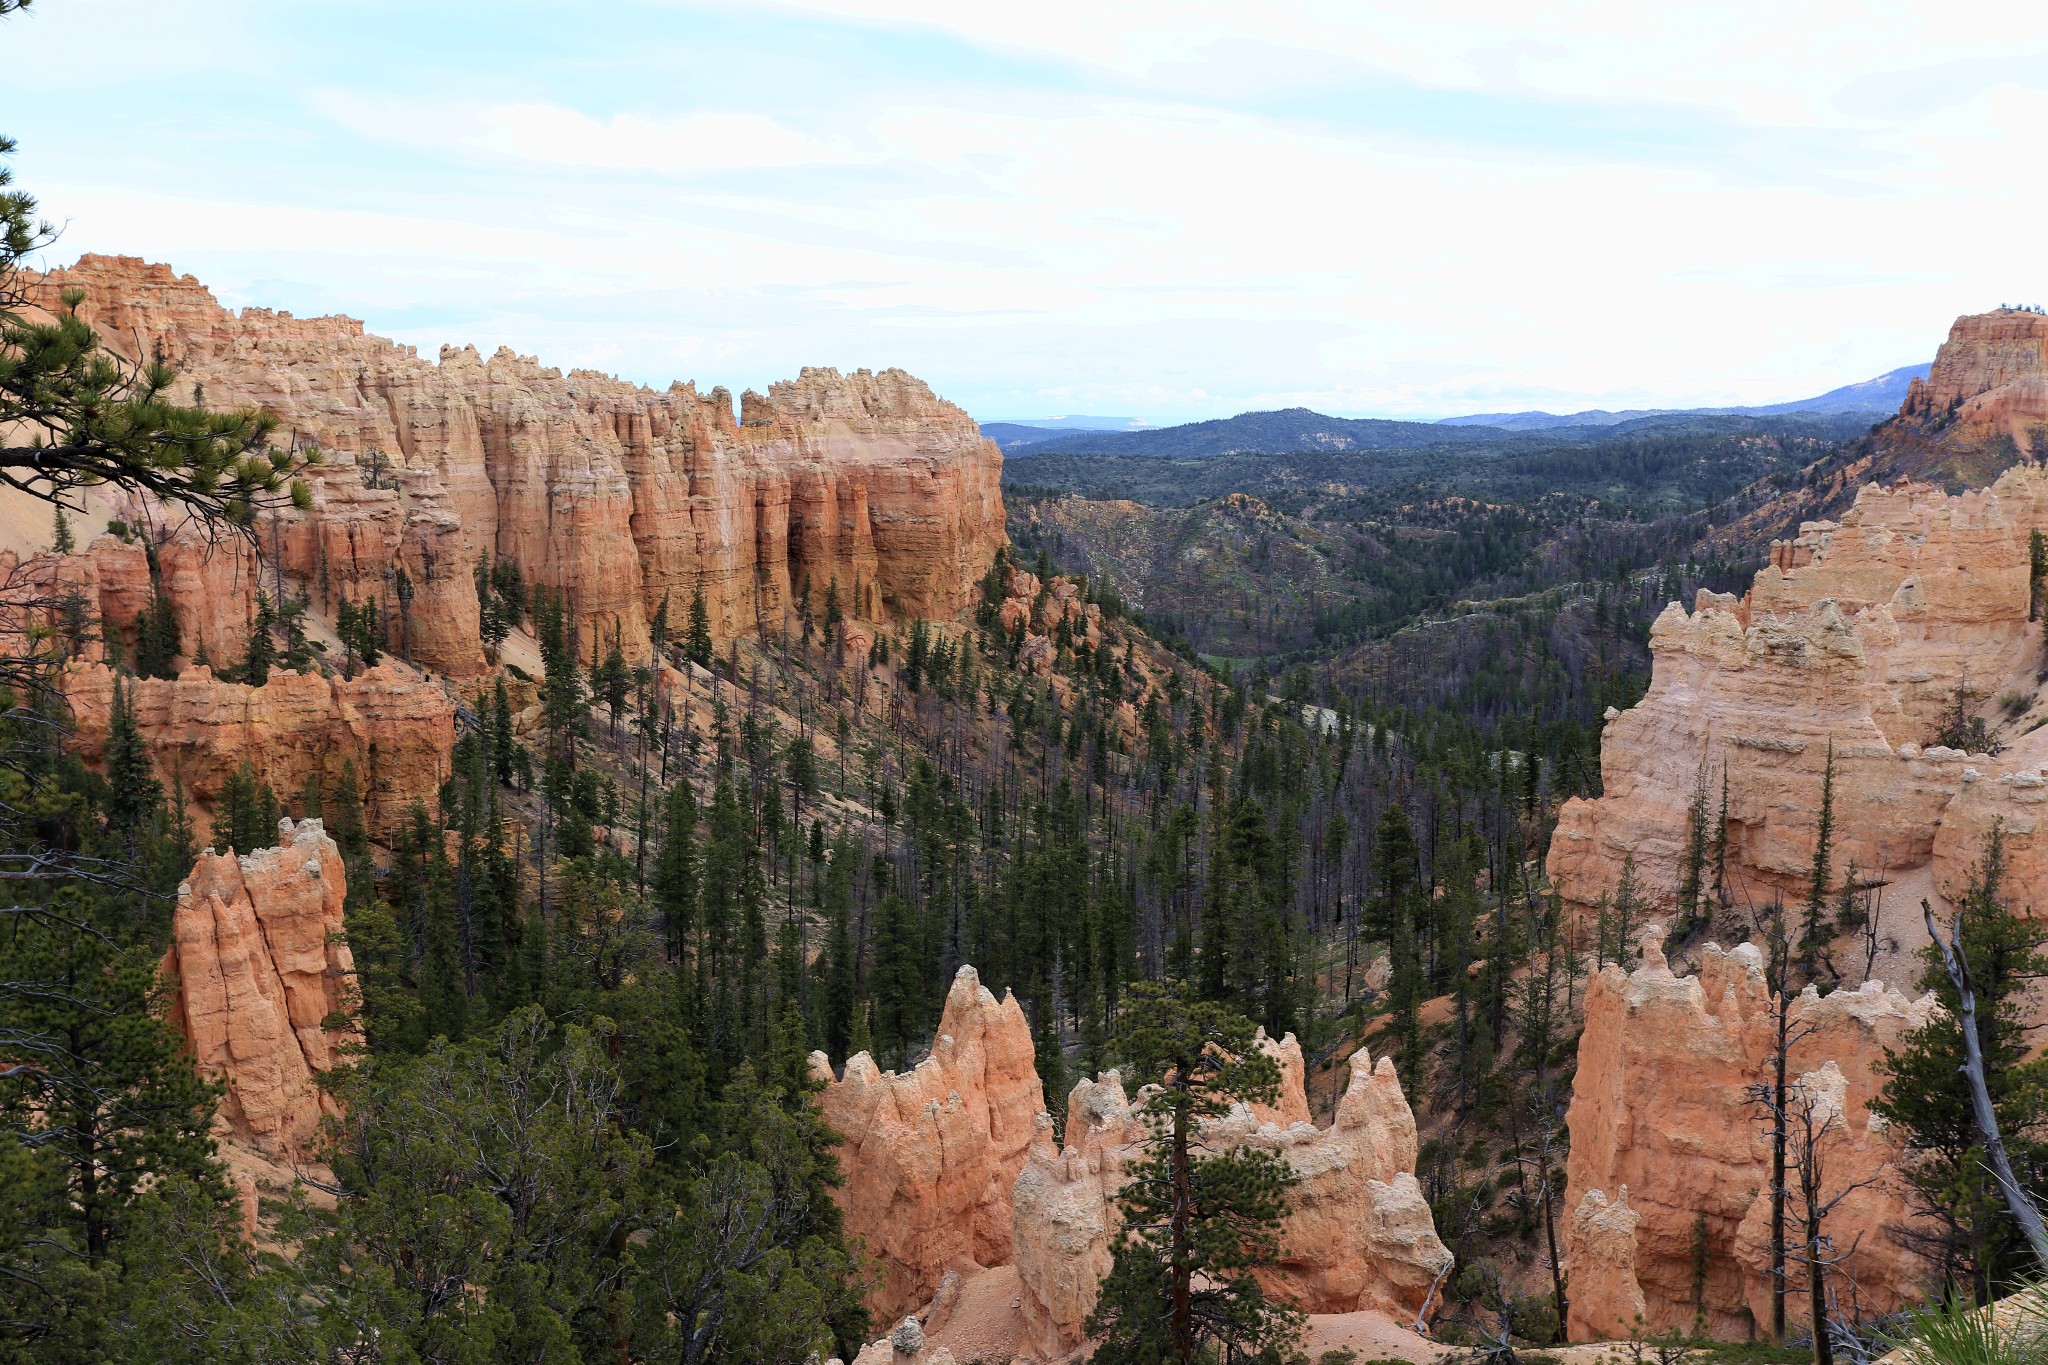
[1563,930,1935,1339]
[162,818,358,1161]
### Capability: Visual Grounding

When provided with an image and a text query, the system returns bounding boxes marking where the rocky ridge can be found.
[35,255,1006,670]
[62,657,456,838]
[1549,460,2048,927]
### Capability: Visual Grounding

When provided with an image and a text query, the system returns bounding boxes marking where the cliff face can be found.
[809,966,1046,1322]
[1009,1042,1453,1362]
[63,659,455,838]
[1899,309,2048,456]
[1563,933,1935,1339]
[36,255,1005,669]
[163,818,358,1160]
[1549,462,2048,922]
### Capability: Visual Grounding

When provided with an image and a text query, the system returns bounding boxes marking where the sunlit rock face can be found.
[1010,1041,1453,1362]
[35,254,1006,670]
[163,818,359,1160]
[62,658,455,840]
[1563,933,1936,1340]
[809,966,1045,1323]
[1550,459,2048,926]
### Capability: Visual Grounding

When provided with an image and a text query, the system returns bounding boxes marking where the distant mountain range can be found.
[988,365,1928,458]
[1433,364,1929,430]
[982,416,1155,451]
[991,408,1515,459]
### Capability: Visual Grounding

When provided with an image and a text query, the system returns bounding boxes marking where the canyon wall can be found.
[1898,308,2048,456]
[36,255,1006,671]
[62,659,455,838]
[163,818,358,1160]
[1548,461,2048,923]
[1563,931,1935,1340]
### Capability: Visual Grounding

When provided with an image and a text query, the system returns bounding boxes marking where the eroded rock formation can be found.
[1011,1041,1452,1362]
[1563,931,1936,1339]
[810,965,1046,1322]
[63,659,455,837]
[1548,461,2048,923]
[35,255,1006,669]
[1899,308,2048,455]
[162,818,358,1159]
[1566,1186,1646,1342]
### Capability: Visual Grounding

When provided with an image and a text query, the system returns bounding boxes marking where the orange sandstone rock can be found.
[1011,1044,1453,1362]
[36,256,1005,668]
[810,965,1046,1322]
[62,659,455,837]
[1566,1187,1645,1342]
[1563,932,1936,1339]
[1548,462,2048,926]
[1899,309,2048,455]
[162,818,359,1159]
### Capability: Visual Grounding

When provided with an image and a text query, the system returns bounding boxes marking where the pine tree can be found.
[686,587,714,667]
[133,587,182,679]
[1086,981,1303,1365]
[1872,824,2048,1300]
[491,677,517,788]
[210,759,280,854]
[1800,741,1836,973]
[654,779,699,970]
[238,590,277,686]
[103,676,162,837]
[820,840,858,1062]
[868,892,920,1067]
[50,503,73,554]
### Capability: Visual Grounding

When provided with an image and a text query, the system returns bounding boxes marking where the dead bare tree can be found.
[1749,1066,1884,1365]
[1921,898,2048,1267]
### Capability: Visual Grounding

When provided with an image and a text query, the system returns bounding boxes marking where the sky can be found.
[5,1,2048,424]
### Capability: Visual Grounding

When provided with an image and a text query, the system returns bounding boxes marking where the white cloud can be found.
[7,0,2046,419]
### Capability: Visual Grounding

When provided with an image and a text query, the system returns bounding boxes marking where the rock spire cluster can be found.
[1564,930,1935,1339]
[816,965,1452,1363]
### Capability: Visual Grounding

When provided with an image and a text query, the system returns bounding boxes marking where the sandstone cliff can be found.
[809,965,1046,1322]
[163,818,358,1160]
[1549,461,2048,928]
[1712,309,2048,553]
[63,658,455,838]
[1010,1041,1453,1362]
[35,255,1006,669]
[1563,931,1936,1339]
[1899,308,2048,456]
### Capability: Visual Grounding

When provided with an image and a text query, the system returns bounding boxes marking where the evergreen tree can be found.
[1800,741,1837,973]
[1872,824,2048,1300]
[103,676,162,838]
[237,591,277,686]
[1086,981,1302,1365]
[491,677,517,788]
[210,759,280,855]
[686,587,714,667]
[132,587,181,680]
[654,779,699,970]
[50,503,73,554]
